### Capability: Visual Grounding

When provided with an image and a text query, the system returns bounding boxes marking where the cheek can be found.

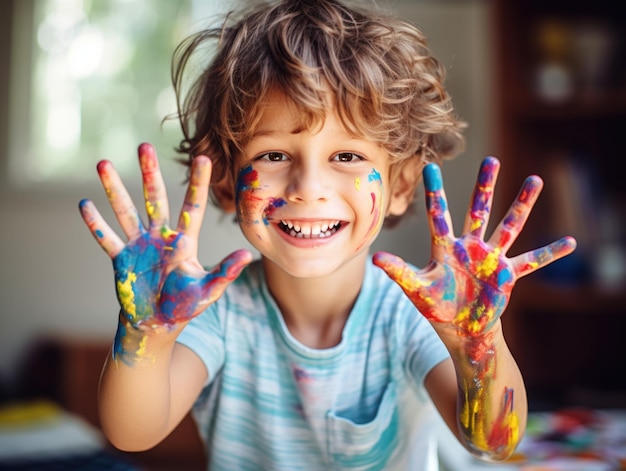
[235,165,263,225]
[364,168,385,222]
[235,165,287,226]
[355,168,386,250]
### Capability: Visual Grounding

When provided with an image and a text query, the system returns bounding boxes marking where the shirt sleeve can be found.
[394,285,450,400]
[176,302,226,385]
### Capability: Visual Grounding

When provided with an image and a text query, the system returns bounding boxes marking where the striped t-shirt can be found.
[176,257,449,470]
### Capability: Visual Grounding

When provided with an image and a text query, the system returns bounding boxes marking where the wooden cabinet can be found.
[18,337,206,470]
[491,0,626,409]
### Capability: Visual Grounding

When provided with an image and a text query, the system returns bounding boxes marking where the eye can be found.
[258,152,288,162]
[332,152,364,163]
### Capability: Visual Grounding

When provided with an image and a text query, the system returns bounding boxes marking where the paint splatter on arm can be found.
[374,157,576,460]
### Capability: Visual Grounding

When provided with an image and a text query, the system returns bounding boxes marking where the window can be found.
[8,0,226,185]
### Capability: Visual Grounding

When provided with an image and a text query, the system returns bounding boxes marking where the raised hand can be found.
[373,156,576,336]
[79,143,252,360]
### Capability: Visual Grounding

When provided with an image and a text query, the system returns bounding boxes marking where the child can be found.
[79,0,576,469]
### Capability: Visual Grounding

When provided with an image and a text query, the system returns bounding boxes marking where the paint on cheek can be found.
[354,177,361,191]
[357,169,385,251]
[235,165,263,225]
[368,168,382,184]
[263,198,287,225]
[236,165,260,192]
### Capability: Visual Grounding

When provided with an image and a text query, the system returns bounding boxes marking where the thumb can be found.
[373,251,431,306]
[373,251,414,287]
[202,249,254,304]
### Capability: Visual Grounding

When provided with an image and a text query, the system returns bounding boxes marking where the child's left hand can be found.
[373,156,576,336]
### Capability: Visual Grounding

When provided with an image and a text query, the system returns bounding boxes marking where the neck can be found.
[262,253,368,349]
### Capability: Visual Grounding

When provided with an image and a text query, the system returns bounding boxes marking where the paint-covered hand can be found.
[373,157,576,336]
[79,143,253,331]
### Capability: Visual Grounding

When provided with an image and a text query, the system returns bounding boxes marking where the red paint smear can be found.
[467,332,495,369]
[240,167,259,189]
[487,388,515,451]
[370,192,376,214]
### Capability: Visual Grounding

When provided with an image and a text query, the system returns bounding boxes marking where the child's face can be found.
[230,91,408,278]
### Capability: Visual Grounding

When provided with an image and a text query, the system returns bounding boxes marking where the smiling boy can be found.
[79,1,576,469]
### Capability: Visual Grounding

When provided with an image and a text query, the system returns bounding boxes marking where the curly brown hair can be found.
[172,0,466,226]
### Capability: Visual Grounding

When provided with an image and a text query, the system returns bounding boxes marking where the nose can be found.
[285,159,331,204]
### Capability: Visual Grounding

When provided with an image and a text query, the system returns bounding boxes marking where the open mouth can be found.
[278,220,342,239]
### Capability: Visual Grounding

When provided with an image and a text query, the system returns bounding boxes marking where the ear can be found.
[211,173,237,213]
[386,158,424,217]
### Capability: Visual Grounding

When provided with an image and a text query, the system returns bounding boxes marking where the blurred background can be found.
[0,0,624,468]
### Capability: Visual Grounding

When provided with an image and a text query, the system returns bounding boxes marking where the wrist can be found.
[112,312,184,366]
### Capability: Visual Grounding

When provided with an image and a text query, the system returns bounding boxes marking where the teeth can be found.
[280,220,340,238]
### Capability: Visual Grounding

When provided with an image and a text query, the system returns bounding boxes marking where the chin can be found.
[264,251,369,280]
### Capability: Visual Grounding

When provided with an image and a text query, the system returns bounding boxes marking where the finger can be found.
[423,163,454,255]
[177,155,212,239]
[511,236,577,279]
[489,175,543,252]
[97,159,145,240]
[373,251,428,298]
[202,249,254,305]
[374,251,456,323]
[462,157,500,239]
[79,198,126,257]
[138,143,170,231]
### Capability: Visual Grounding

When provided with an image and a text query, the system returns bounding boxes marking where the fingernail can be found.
[423,163,442,191]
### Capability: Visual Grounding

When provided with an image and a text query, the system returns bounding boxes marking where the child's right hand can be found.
[79,143,252,353]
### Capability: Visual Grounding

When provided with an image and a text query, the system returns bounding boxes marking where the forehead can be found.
[252,90,307,134]
[250,88,360,140]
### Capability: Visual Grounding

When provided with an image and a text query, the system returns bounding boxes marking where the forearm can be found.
[98,314,186,451]
[438,320,527,461]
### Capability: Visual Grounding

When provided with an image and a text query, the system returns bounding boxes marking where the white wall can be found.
[0,1,493,388]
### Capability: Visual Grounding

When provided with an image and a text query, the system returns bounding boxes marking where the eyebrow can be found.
[251,125,306,138]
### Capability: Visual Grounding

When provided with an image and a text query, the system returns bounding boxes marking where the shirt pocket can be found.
[325,382,401,470]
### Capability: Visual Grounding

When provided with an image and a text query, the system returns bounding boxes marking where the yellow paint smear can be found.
[117,272,137,319]
[477,248,500,278]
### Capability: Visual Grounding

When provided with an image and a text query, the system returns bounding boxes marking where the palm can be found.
[80,143,252,329]
[113,230,206,327]
[374,157,576,336]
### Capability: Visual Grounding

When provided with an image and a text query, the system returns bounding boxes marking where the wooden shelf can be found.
[492,0,626,404]
[513,94,626,121]
[510,280,626,315]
